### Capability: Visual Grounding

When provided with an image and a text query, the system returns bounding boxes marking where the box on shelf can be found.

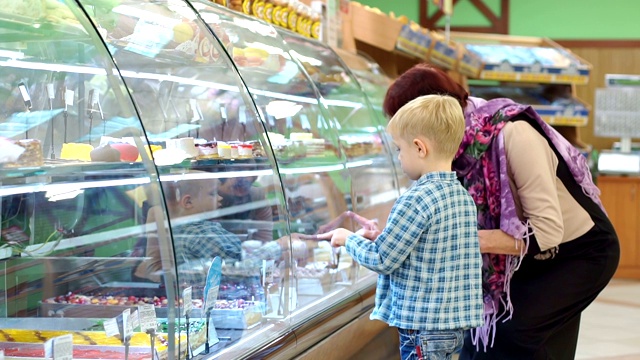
[395,25,432,60]
[456,44,484,78]
[452,32,591,85]
[350,2,402,51]
[428,33,459,71]
[533,97,590,127]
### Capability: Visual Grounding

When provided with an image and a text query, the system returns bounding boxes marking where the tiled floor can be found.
[576,279,640,359]
[357,279,640,360]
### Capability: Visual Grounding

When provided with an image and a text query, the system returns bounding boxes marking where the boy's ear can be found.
[413,138,429,158]
[180,194,193,209]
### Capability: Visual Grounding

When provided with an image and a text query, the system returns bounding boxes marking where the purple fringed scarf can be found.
[453,98,604,350]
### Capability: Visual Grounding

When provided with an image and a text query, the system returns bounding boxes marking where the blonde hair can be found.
[387,94,465,159]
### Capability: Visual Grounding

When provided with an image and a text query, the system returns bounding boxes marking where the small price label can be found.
[123,308,133,339]
[64,89,74,107]
[45,334,73,360]
[131,309,140,330]
[183,286,193,317]
[138,304,157,332]
[205,285,219,311]
[53,334,73,360]
[262,260,275,286]
[104,317,119,337]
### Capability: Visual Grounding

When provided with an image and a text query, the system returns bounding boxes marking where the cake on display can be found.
[0,328,186,360]
[1,139,44,167]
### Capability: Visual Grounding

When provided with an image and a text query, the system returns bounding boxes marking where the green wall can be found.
[510,1,640,39]
[358,0,640,39]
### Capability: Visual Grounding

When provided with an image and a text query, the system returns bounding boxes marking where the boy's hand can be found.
[315,228,353,247]
[356,228,380,240]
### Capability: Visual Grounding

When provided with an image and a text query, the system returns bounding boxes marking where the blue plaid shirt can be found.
[346,172,483,330]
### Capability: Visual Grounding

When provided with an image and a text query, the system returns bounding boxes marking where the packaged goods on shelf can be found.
[456,37,591,85]
[469,84,590,127]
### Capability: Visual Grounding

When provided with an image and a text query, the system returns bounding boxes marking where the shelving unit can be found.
[346,2,482,79]
[452,32,593,148]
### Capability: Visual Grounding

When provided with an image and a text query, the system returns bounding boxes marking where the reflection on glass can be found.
[0,0,400,358]
[0,0,173,358]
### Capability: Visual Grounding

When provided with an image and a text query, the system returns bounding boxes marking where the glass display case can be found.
[0,1,398,359]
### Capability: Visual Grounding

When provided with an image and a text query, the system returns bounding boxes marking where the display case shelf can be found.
[0,12,89,43]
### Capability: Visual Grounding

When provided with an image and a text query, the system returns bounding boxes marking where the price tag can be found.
[205,285,219,311]
[45,334,73,360]
[0,349,4,360]
[104,317,120,337]
[183,286,193,317]
[262,260,275,286]
[44,83,55,100]
[123,308,133,339]
[239,106,247,124]
[300,114,311,130]
[131,309,140,330]
[138,304,157,332]
[124,18,176,58]
[203,257,222,311]
[64,89,74,108]
[53,334,73,360]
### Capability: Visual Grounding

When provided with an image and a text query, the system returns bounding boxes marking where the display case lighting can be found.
[232,18,276,37]
[0,177,151,197]
[245,42,287,56]
[0,49,25,59]
[119,70,240,92]
[0,60,108,76]
[45,189,84,202]
[289,50,322,67]
[345,159,373,168]
[266,100,303,119]
[160,169,274,182]
[279,164,344,174]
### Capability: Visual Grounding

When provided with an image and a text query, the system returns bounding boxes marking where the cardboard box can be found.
[350,3,402,51]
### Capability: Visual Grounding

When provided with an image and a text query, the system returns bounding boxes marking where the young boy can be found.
[316,95,483,360]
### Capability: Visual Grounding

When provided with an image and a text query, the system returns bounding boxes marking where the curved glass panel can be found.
[192,1,362,350]
[1,1,401,359]
[81,0,290,357]
[340,50,412,192]
[0,1,170,359]
[279,32,401,228]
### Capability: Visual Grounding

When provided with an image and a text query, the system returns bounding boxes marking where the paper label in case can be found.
[139,304,157,332]
[183,286,193,316]
[104,317,120,337]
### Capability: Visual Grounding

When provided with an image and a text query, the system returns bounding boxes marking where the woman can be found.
[383,64,620,359]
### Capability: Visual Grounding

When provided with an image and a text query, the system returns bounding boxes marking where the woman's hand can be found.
[479,229,526,255]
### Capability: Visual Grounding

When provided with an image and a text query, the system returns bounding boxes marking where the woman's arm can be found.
[503,122,564,251]
[479,229,526,255]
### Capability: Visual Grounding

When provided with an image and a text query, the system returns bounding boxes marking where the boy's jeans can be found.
[398,328,463,360]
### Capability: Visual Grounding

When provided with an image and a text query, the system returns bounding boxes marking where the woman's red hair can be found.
[383,64,469,117]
